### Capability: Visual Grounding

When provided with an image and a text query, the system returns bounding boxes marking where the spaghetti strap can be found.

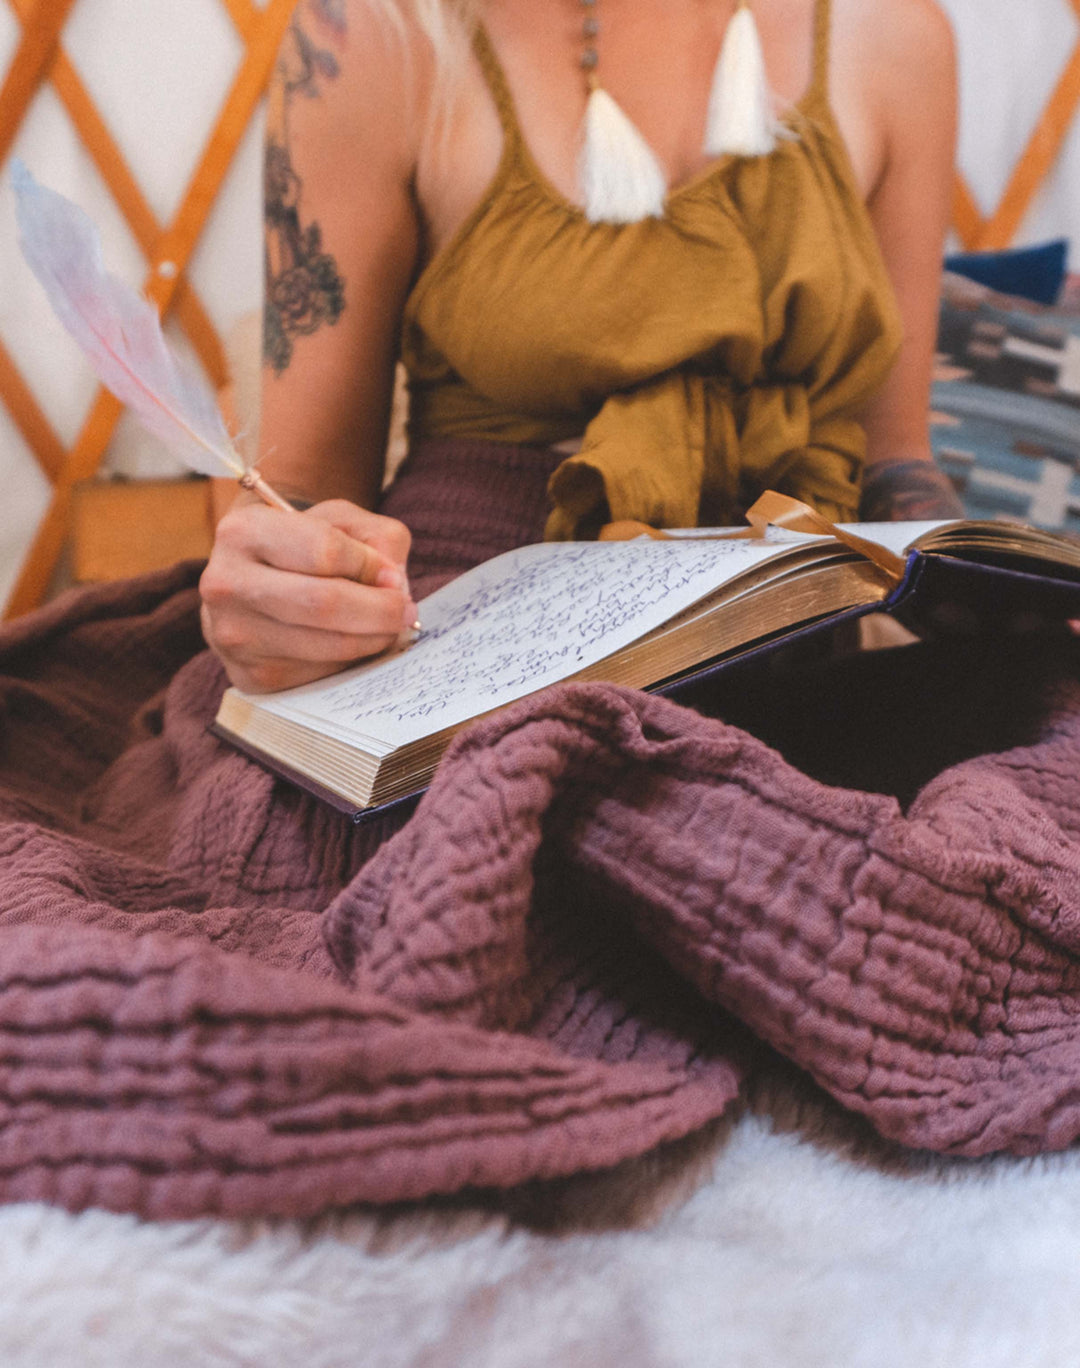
[806,0,832,108]
[472,25,524,153]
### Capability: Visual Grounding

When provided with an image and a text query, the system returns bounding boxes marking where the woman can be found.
[201,0,961,694]
[8,0,1080,1225]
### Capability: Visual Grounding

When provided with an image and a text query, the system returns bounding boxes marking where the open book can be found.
[213,517,1080,815]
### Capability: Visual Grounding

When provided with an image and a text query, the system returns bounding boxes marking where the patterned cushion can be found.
[945,240,1068,306]
[932,271,1080,533]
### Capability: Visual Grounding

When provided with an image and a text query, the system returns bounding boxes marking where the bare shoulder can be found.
[272,0,436,166]
[832,0,955,103]
[829,0,955,189]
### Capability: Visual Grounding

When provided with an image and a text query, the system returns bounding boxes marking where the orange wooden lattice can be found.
[0,0,295,618]
[952,0,1080,251]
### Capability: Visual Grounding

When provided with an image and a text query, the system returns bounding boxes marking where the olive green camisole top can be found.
[399,0,903,537]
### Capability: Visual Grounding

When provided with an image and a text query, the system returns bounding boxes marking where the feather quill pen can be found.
[10,159,292,513]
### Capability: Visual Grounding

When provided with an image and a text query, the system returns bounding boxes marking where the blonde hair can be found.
[367,0,480,75]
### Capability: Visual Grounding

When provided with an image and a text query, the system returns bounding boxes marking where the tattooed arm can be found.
[833,0,964,521]
[201,0,427,692]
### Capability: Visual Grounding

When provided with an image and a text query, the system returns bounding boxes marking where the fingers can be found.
[206,556,411,638]
[200,497,419,693]
[306,499,412,569]
[202,596,403,667]
[200,604,399,694]
[200,583,416,693]
[214,500,410,588]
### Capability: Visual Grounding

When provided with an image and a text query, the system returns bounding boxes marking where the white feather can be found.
[704,3,779,158]
[579,87,667,224]
[11,159,244,481]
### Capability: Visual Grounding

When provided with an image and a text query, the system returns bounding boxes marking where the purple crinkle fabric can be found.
[0,436,1077,1221]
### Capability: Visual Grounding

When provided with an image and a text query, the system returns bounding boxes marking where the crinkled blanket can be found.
[1,560,1080,1221]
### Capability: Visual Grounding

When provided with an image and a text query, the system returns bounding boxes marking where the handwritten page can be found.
[250,536,816,751]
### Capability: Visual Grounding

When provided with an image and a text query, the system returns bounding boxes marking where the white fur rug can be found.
[1,1090,1079,1368]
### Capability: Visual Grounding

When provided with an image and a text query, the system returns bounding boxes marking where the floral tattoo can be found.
[263,3,347,374]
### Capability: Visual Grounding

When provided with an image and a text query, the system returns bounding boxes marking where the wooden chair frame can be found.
[2,0,1080,616]
[0,0,295,617]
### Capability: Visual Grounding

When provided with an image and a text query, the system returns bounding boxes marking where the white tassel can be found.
[579,85,667,224]
[704,1,779,158]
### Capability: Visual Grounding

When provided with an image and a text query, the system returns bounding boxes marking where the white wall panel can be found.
[186,106,265,345]
[1025,101,1080,249]
[0,84,146,447]
[0,6,18,85]
[62,0,244,224]
[939,0,1080,254]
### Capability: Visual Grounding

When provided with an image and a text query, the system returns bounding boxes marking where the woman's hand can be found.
[858,459,964,522]
[199,498,417,693]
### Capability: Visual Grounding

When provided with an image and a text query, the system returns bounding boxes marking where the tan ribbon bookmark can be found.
[598,490,907,585]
